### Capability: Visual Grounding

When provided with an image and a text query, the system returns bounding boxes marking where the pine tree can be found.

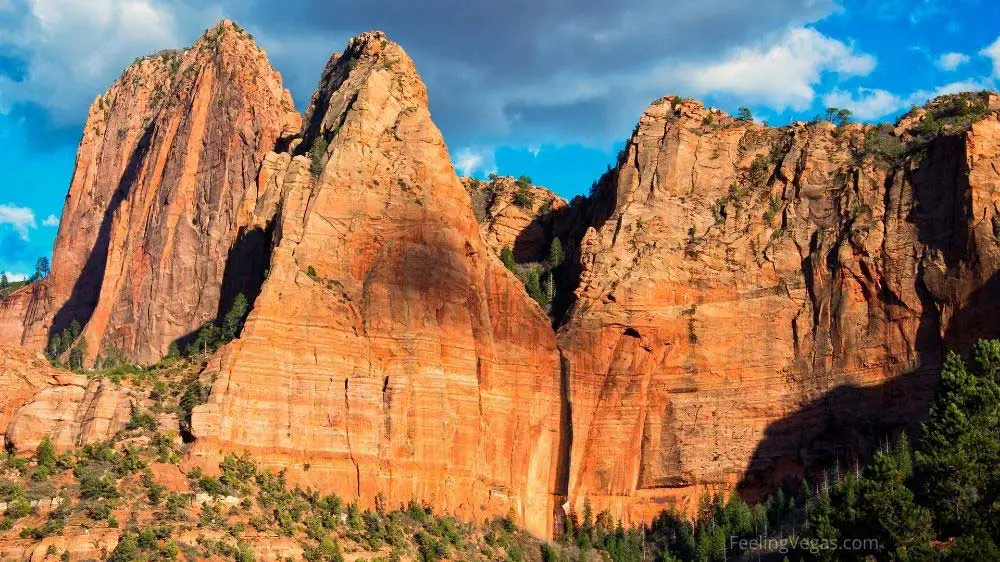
[36,435,57,471]
[500,246,516,272]
[222,293,249,341]
[548,238,564,269]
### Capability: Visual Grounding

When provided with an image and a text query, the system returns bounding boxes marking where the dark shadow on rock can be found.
[49,125,155,341]
[537,165,621,329]
[943,271,1000,353]
[735,368,938,501]
[217,224,273,323]
[167,223,274,355]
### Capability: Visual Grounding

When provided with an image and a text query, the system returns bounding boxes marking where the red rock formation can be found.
[0,284,46,348]
[2,21,300,366]
[188,32,566,537]
[0,345,56,435]
[5,373,135,454]
[0,344,133,454]
[6,21,1000,542]
[463,176,567,262]
[557,94,1000,524]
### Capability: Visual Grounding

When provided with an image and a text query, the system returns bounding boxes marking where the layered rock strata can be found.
[557,94,1000,523]
[189,32,566,537]
[1,21,299,365]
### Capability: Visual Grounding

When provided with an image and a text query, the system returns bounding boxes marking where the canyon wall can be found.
[0,21,299,366]
[188,32,566,538]
[4,23,1000,539]
[557,94,1000,523]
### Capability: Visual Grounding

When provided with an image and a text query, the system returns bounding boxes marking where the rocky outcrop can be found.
[463,176,567,262]
[0,345,58,434]
[2,21,300,365]
[0,345,133,454]
[557,94,1000,524]
[7,19,1000,541]
[5,373,135,454]
[188,32,566,537]
[0,284,45,350]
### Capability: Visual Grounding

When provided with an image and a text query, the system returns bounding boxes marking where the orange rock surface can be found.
[0,344,132,454]
[6,24,1000,541]
[557,95,1000,525]
[0,284,45,349]
[188,32,566,538]
[463,176,567,262]
[0,345,57,436]
[1,21,300,366]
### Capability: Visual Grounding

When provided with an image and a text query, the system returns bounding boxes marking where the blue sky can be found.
[2,0,1000,278]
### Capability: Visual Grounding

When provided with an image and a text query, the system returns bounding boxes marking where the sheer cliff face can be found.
[558,95,1000,523]
[6,22,1000,540]
[189,32,566,537]
[9,21,299,364]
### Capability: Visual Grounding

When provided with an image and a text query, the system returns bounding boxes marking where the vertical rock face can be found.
[6,21,299,365]
[0,284,46,347]
[190,33,566,537]
[0,345,56,434]
[5,374,135,454]
[558,95,1000,524]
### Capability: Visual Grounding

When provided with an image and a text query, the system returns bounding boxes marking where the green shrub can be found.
[310,138,328,178]
[35,435,57,472]
[126,408,158,431]
[512,185,534,209]
[500,247,516,272]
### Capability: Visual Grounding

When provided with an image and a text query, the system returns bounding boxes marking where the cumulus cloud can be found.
[981,37,1000,77]
[0,0,215,126]
[42,214,58,226]
[822,79,992,120]
[822,88,902,120]
[0,0,841,149]
[937,52,969,71]
[673,27,875,111]
[454,147,497,178]
[0,203,36,240]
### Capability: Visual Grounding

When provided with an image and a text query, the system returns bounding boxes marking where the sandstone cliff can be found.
[557,93,1000,524]
[1,21,300,365]
[188,32,566,537]
[463,176,567,262]
[6,21,1000,542]
[0,345,132,454]
[0,284,45,348]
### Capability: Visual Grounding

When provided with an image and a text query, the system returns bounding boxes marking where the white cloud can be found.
[936,52,969,71]
[981,37,1000,78]
[453,147,497,177]
[0,203,36,240]
[0,272,29,282]
[42,214,59,227]
[821,79,991,120]
[822,88,903,120]
[0,0,216,125]
[672,27,875,111]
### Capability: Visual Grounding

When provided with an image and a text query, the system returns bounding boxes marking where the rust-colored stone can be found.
[1,21,299,366]
[558,95,1000,525]
[188,32,566,538]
